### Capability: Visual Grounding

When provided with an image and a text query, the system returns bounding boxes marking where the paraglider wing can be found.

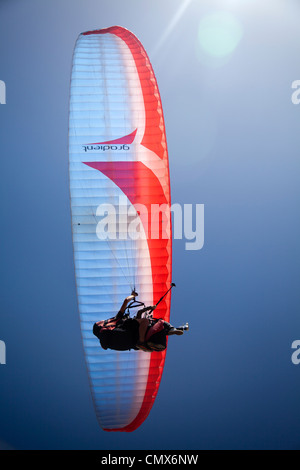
[69,26,172,432]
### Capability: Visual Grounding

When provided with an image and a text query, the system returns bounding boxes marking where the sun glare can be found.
[196,10,243,67]
[198,11,243,58]
[152,0,193,57]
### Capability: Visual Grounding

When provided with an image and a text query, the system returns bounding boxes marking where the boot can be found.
[167,327,184,336]
[178,322,189,331]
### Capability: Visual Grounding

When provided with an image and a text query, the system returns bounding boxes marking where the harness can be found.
[94,317,121,331]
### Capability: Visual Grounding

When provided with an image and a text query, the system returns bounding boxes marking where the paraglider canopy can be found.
[69,26,172,431]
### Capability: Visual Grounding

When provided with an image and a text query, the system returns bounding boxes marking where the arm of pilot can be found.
[116,291,138,319]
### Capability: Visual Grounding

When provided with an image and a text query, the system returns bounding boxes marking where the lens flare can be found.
[197,11,243,62]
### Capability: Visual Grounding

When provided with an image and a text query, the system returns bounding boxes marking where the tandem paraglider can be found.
[69,26,179,432]
[93,285,189,352]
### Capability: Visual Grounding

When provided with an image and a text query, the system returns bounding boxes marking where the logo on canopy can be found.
[82,129,137,152]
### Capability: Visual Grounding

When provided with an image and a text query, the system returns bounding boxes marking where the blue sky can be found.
[0,0,300,450]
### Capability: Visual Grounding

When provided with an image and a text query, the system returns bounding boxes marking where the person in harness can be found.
[93,286,188,352]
